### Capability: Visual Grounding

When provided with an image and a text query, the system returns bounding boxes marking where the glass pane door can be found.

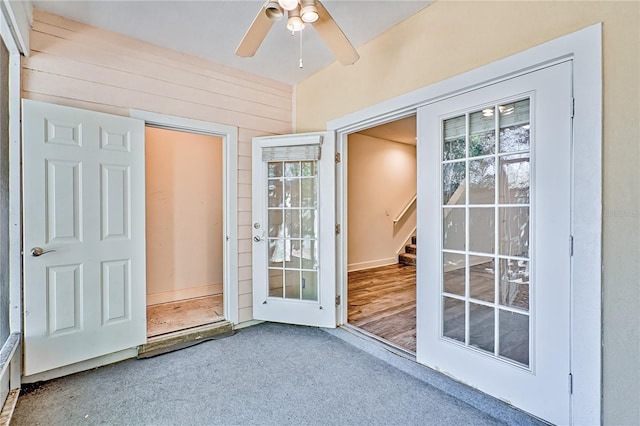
[417,62,572,425]
[441,98,531,367]
[267,160,319,301]
[251,132,336,328]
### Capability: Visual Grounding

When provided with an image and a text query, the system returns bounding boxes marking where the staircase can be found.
[399,235,417,266]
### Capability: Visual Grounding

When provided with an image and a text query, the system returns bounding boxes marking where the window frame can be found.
[1,1,26,391]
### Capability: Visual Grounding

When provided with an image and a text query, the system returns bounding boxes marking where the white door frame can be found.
[1,0,26,391]
[328,24,602,424]
[130,110,239,325]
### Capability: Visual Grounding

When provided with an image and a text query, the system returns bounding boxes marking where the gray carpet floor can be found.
[13,323,516,426]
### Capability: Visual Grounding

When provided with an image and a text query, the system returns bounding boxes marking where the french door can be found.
[417,62,573,424]
[252,132,336,327]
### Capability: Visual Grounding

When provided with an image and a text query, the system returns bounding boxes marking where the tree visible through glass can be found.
[267,160,319,302]
[441,98,531,367]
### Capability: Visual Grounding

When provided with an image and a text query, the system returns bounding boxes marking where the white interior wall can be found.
[347,133,416,271]
[145,127,224,306]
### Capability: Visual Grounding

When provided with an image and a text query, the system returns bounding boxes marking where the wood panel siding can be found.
[23,9,294,324]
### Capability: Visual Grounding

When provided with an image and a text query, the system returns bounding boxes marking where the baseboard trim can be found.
[347,257,397,272]
[147,283,223,306]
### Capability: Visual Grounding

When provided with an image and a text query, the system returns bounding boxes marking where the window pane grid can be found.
[441,98,531,368]
[266,160,319,302]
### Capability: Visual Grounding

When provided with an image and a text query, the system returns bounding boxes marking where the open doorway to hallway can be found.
[145,127,225,337]
[346,115,417,352]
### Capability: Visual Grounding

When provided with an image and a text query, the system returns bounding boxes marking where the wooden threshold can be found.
[0,389,19,426]
[138,320,234,359]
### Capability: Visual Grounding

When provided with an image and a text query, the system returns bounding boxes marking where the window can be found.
[441,99,532,367]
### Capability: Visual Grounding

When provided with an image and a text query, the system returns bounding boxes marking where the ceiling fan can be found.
[235,0,360,66]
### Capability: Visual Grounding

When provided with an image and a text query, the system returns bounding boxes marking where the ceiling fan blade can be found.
[236,5,275,58]
[312,1,359,65]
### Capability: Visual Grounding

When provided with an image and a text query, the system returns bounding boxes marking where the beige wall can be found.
[347,133,416,270]
[296,2,640,424]
[23,9,294,323]
[145,127,223,305]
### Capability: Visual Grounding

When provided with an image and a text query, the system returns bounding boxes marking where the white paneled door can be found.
[417,62,573,424]
[22,100,146,375]
[252,133,336,327]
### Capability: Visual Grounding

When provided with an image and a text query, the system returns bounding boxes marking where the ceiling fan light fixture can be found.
[286,16,305,32]
[300,0,318,23]
[286,7,305,32]
[265,0,284,20]
[278,0,299,11]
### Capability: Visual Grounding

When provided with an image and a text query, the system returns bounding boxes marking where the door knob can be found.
[30,247,55,257]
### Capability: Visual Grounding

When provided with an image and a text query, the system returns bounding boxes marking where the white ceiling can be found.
[31,0,432,85]
[358,115,416,145]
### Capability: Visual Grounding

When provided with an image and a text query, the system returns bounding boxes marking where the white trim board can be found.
[1,5,23,392]
[347,258,397,273]
[329,24,602,425]
[147,283,223,307]
[395,226,417,256]
[0,0,31,55]
[130,110,240,325]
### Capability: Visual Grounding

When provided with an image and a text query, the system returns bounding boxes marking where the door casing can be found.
[329,24,602,425]
[130,110,239,325]
[0,2,23,392]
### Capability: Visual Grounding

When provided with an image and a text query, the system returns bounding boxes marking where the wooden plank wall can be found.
[23,9,293,324]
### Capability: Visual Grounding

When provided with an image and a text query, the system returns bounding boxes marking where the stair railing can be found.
[444,178,467,219]
[393,193,417,226]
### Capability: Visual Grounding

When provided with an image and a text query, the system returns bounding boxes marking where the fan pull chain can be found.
[299,30,304,68]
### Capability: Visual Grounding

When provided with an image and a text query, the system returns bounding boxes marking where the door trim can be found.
[1,2,24,391]
[329,24,602,424]
[129,110,239,325]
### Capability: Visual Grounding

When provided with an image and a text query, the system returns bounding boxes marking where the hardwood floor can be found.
[147,294,224,338]
[348,264,416,352]
[348,261,530,365]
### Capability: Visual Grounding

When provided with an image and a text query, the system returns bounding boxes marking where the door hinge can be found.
[335,295,341,306]
[570,235,574,256]
[335,224,341,235]
[568,373,573,394]
[571,97,575,118]
[335,152,341,163]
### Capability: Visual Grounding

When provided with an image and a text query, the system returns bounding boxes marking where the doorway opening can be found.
[145,126,225,337]
[346,115,417,353]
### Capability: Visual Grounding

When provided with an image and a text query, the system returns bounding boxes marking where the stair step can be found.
[399,252,416,266]
[405,243,417,254]
[411,235,417,245]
